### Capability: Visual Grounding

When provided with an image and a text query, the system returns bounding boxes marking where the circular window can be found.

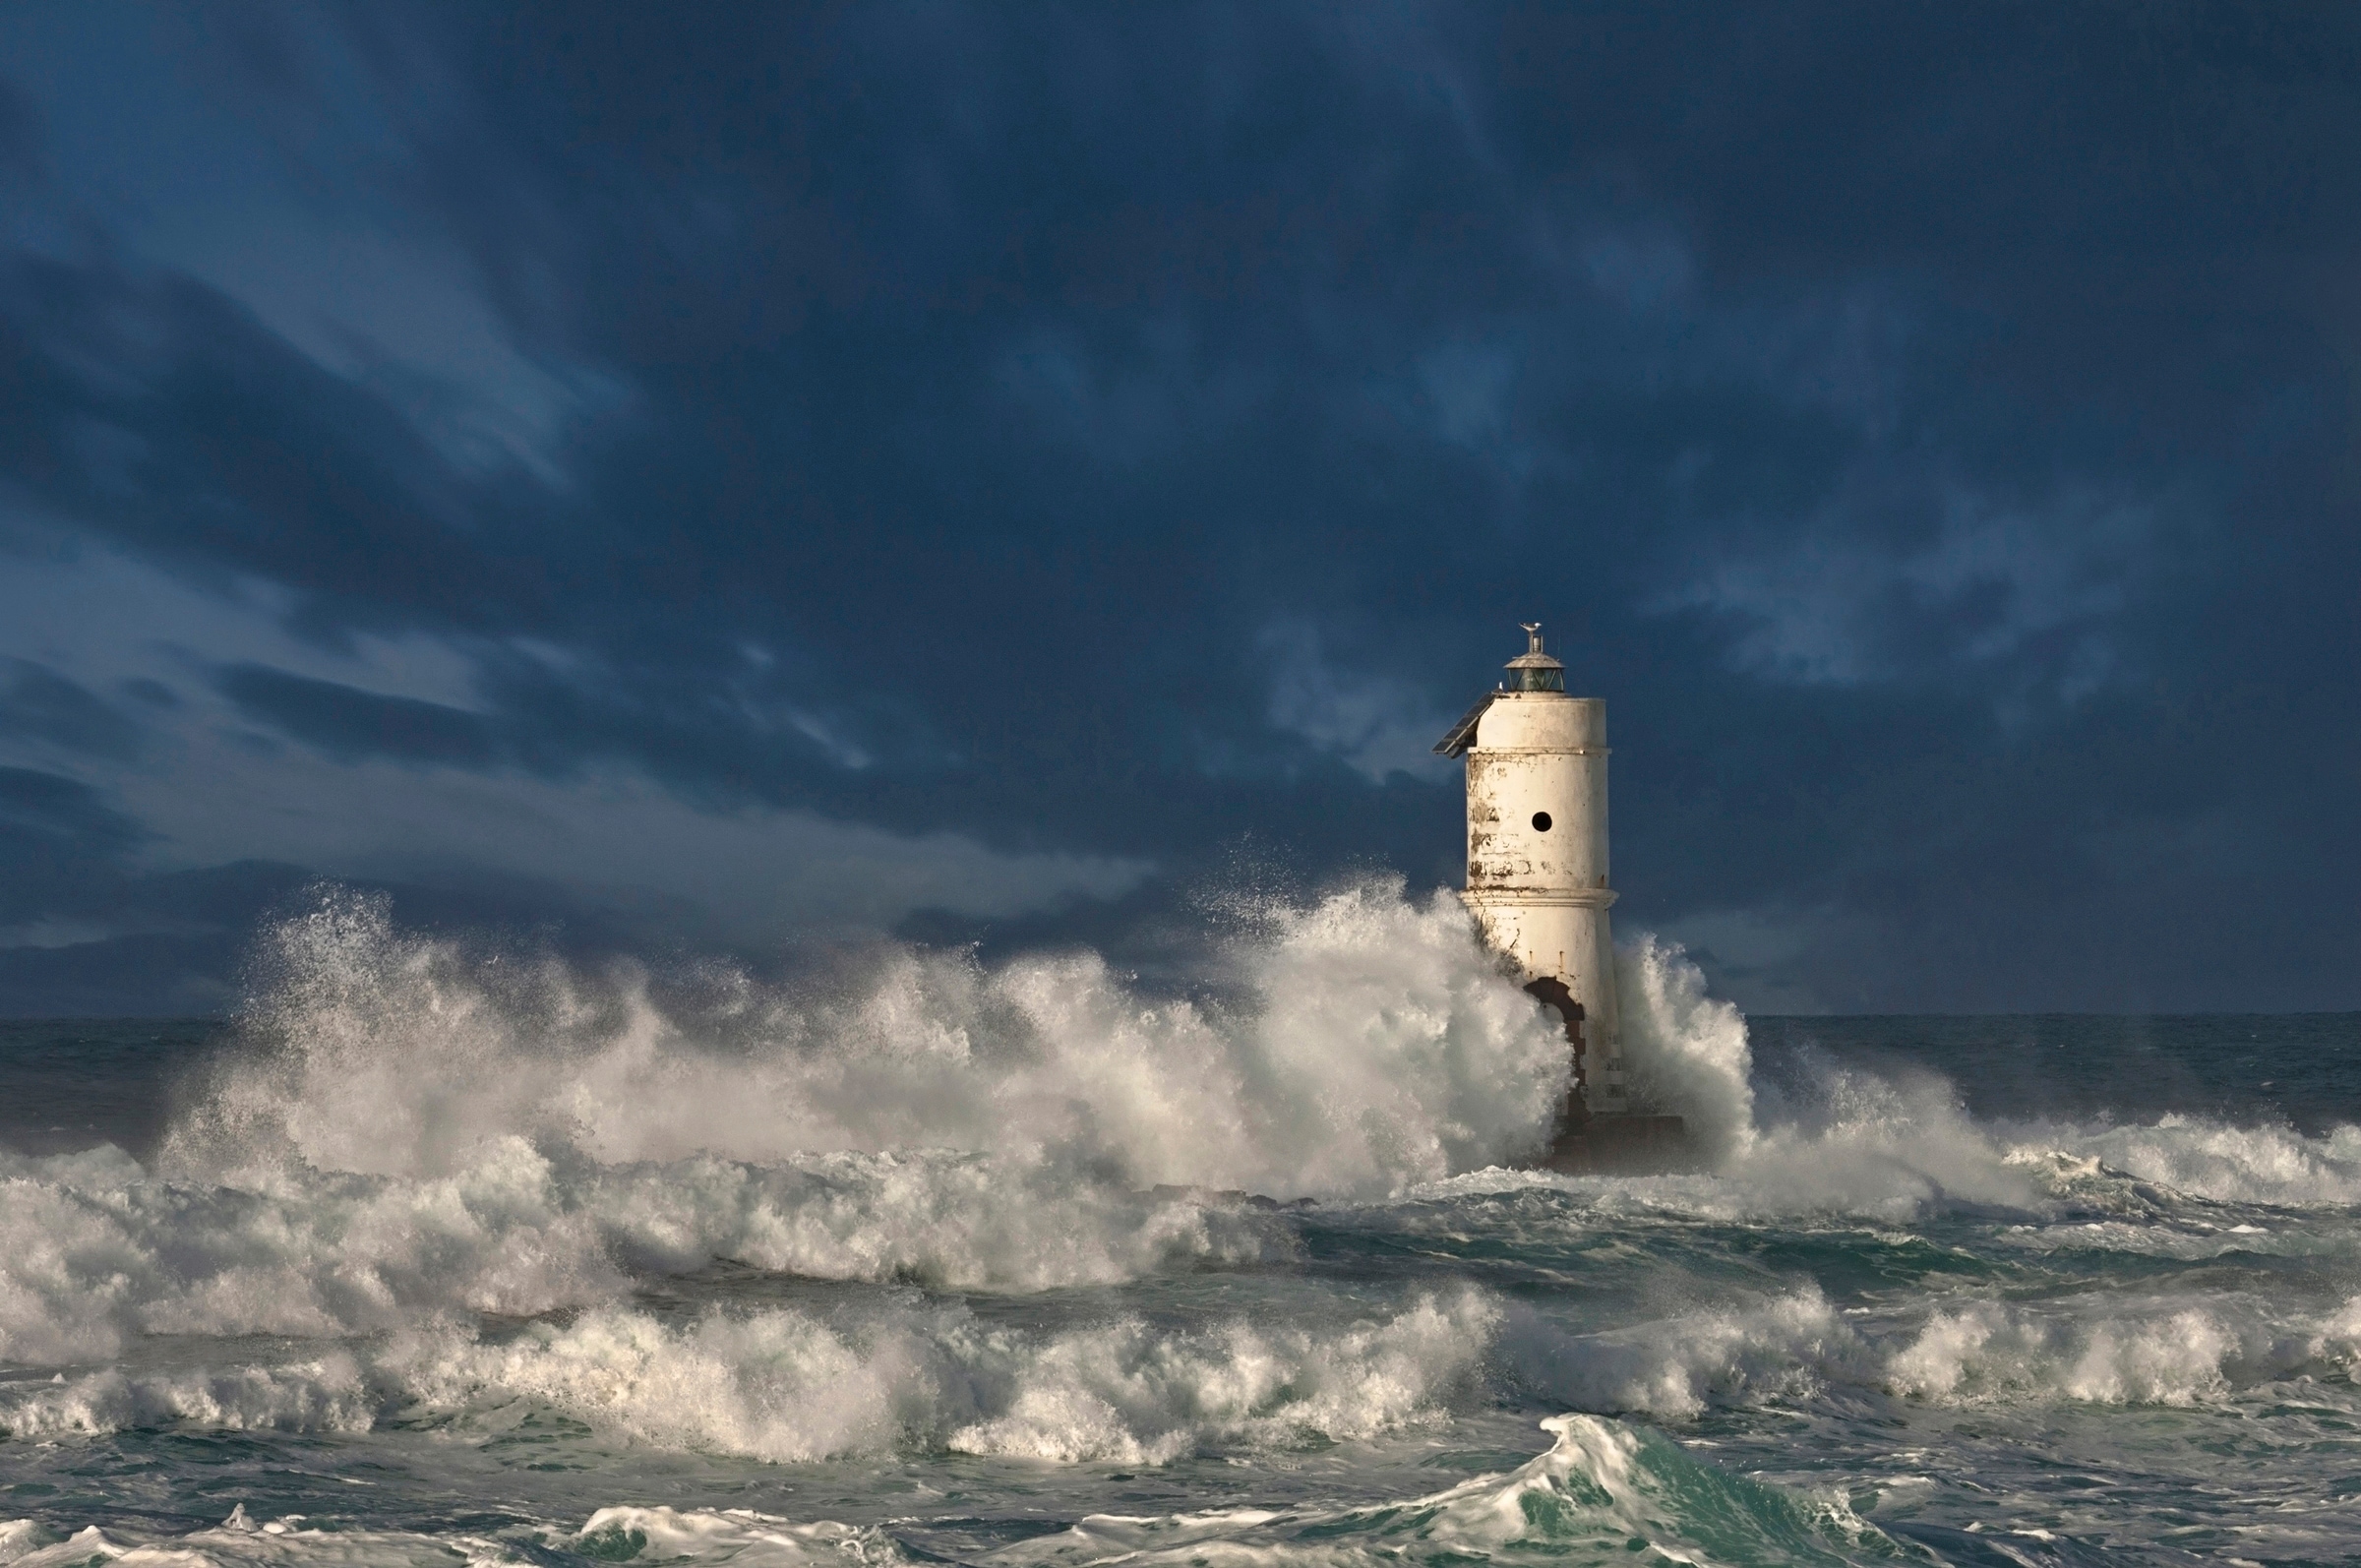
[1531,811,1553,832]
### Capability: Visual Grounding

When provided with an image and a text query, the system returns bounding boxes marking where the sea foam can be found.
[12,880,2361,1467]
[4,1291,1500,1463]
[164,882,1571,1198]
[0,1136,1293,1365]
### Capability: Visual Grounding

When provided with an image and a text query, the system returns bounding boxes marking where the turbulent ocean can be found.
[5,886,2361,1568]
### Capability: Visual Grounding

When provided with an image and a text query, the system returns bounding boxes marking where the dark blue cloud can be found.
[0,661,143,761]
[215,664,497,767]
[0,0,2354,1013]
[0,765,143,873]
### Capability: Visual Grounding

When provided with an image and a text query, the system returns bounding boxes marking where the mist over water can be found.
[4,883,2361,1566]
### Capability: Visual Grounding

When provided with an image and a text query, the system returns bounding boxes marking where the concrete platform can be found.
[1534,1113,1694,1175]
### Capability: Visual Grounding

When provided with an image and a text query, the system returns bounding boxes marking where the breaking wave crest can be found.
[987,1414,1910,1568]
[1500,1280,2361,1419]
[0,1415,1913,1568]
[4,1290,1498,1463]
[0,1136,1291,1364]
[24,1251,2361,1456]
[164,881,1574,1197]
[0,882,1778,1383]
[9,875,2361,1499]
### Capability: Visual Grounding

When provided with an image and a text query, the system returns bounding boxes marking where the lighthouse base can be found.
[1534,1114,1693,1176]
[1509,977,1692,1174]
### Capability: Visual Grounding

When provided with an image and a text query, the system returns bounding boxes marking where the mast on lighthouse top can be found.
[1502,624,1565,691]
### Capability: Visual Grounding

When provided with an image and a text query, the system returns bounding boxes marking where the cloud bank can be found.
[0,1,2355,1012]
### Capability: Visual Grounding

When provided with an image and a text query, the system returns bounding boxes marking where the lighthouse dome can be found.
[1503,623,1565,693]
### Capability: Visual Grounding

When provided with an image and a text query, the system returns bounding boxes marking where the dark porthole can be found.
[1531,812,1553,832]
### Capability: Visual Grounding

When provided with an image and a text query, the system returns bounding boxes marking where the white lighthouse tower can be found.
[1434,625,1628,1116]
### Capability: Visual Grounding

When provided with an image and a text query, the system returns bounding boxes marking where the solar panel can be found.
[1431,692,1495,757]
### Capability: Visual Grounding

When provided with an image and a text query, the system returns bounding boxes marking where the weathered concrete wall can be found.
[1461,692,1624,1112]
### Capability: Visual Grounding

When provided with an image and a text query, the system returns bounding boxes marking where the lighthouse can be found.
[1435,625,1636,1126]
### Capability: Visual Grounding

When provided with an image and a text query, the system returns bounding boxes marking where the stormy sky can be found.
[1,2,2355,1016]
